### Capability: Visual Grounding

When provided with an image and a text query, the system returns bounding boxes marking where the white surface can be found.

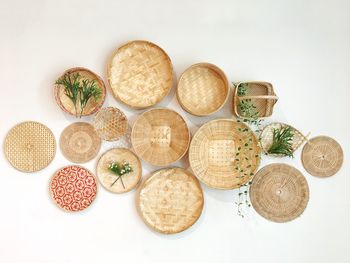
[0,0,349,262]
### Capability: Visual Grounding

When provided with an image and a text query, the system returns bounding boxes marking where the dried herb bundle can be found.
[268,126,294,157]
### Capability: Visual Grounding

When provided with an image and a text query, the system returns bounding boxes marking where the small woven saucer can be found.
[250,164,309,223]
[302,136,343,177]
[97,148,142,194]
[177,63,229,116]
[54,67,106,117]
[93,107,128,141]
[4,121,56,173]
[60,122,101,163]
[137,168,204,234]
[50,166,97,212]
[108,40,173,109]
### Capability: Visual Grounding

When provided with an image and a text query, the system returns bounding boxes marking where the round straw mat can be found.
[250,164,309,223]
[60,122,101,163]
[302,136,343,177]
[131,108,190,166]
[108,40,173,109]
[189,119,260,190]
[137,167,204,234]
[4,121,56,173]
[97,148,142,194]
[177,63,229,116]
[93,107,128,141]
[50,166,97,212]
[54,67,106,117]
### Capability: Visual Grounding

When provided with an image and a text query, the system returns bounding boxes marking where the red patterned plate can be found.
[50,166,97,212]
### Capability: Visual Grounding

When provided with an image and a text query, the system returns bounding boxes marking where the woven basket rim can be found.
[176,62,229,116]
[107,40,174,109]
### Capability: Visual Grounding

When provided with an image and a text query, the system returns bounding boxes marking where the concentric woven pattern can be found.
[189,119,261,190]
[260,122,306,156]
[138,168,204,234]
[4,121,56,173]
[302,136,343,177]
[50,166,97,212]
[250,164,309,223]
[54,67,106,117]
[60,122,101,163]
[177,63,229,116]
[97,148,142,194]
[131,108,190,166]
[108,41,173,108]
[93,107,128,141]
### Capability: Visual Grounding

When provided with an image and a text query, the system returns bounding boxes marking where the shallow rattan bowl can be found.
[177,63,229,116]
[131,108,190,166]
[54,67,106,117]
[107,40,173,109]
[189,119,261,190]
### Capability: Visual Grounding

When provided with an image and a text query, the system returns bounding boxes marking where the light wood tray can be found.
[177,63,229,116]
[107,40,173,109]
[137,167,204,234]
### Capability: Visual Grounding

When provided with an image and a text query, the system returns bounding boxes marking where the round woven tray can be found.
[137,167,204,234]
[250,164,309,223]
[97,148,142,194]
[189,119,260,190]
[54,67,106,117]
[177,63,229,116]
[131,108,190,166]
[93,107,128,141]
[4,121,56,173]
[301,136,343,177]
[107,40,173,109]
[60,122,101,163]
[50,166,97,212]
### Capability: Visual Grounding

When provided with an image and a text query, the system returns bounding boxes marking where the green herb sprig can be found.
[236,83,262,126]
[108,161,133,189]
[267,126,294,157]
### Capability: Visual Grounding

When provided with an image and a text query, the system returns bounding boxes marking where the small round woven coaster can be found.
[302,136,343,177]
[4,121,56,173]
[93,107,128,141]
[250,164,309,223]
[97,148,142,194]
[137,167,204,234]
[60,122,101,163]
[50,166,97,212]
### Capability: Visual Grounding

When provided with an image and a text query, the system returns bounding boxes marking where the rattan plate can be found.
[137,167,204,234]
[250,164,309,223]
[189,119,260,190]
[302,136,343,177]
[60,122,101,163]
[108,40,173,109]
[177,63,229,116]
[131,108,190,166]
[4,121,56,173]
[97,148,142,194]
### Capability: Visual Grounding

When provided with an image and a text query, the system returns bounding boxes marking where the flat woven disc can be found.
[93,107,128,141]
[50,166,97,212]
[108,40,173,108]
[97,148,142,193]
[138,168,204,234]
[4,121,56,172]
[60,122,101,163]
[302,136,343,177]
[250,164,309,223]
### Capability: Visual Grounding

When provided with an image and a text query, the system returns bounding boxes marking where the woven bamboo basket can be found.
[93,107,128,141]
[54,67,106,117]
[137,167,204,234]
[107,40,173,109]
[233,81,278,119]
[189,119,261,190]
[131,108,190,166]
[260,122,308,157]
[177,63,229,116]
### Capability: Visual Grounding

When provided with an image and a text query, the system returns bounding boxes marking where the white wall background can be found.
[0,0,349,262]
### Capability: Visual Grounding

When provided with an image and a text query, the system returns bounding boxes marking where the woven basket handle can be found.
[239,95,279,100]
